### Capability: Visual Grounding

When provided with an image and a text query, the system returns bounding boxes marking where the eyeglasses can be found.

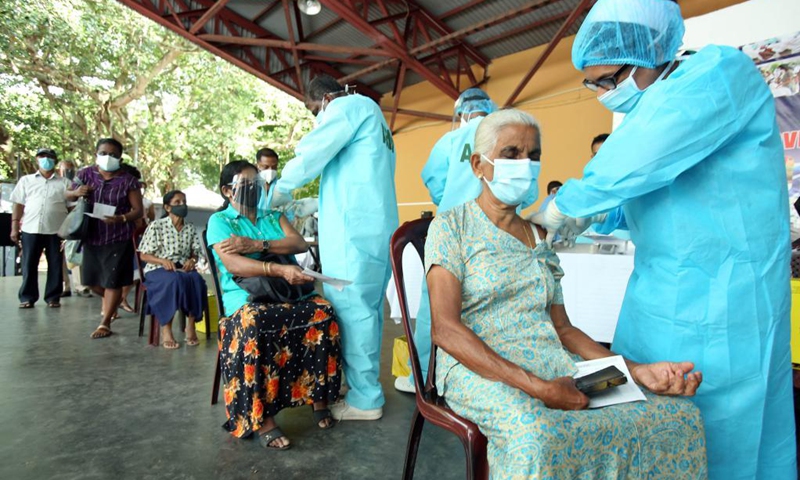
[582,65,630,92]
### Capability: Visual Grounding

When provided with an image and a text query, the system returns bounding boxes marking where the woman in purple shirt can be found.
[67,138,143,338]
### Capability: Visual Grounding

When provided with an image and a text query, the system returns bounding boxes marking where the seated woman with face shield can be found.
[206,160,341,450]
[425,110,707,479]
[137,190,208,349]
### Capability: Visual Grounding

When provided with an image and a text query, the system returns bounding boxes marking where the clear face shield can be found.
[228,173,262,218]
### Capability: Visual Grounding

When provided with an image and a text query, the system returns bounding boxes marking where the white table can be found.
[555,244,634,343]
[385,243,634,341]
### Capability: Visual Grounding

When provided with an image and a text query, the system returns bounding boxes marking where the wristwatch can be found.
[261,240,271,253]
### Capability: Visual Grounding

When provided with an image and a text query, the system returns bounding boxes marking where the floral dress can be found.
[208,206,342,438]
[425,201,707,480]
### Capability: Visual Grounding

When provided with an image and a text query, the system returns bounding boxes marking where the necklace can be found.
[522,220,534,250]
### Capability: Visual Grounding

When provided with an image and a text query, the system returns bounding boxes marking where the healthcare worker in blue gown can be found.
[394,89,501,393]
[533,0,797,478]
[269,75,399,421]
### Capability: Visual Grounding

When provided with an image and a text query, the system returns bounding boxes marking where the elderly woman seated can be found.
[425,109,707,479]
[207,160,341,450]
[138,189,207,349]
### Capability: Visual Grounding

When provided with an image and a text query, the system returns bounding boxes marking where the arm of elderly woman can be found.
[215,214,308,255]
[549,304,702,396]
[428,265,590,411]
[213,245,313,285]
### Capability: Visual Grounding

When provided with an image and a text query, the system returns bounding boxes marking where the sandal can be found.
[312,407,335,430]
[161,340,180,350]
[119,302,135,313]
[185,337,199,346]
[19,302,33,309]
[90,325,113,339]
[258,427,292,450]
[47,302,61,308]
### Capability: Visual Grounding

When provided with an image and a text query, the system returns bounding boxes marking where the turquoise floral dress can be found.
[425,201,707,480]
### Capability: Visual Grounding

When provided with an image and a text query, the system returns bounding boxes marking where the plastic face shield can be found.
[229,173,262,218]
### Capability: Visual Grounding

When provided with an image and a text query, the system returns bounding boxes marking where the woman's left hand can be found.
[630,361,702,396]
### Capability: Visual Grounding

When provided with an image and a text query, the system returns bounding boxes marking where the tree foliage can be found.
[0,0,316,198]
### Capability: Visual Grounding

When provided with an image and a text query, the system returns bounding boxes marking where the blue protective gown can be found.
[556,45,796,479]
[273,93,399,410]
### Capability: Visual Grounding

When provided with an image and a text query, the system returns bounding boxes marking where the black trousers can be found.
[19,232,63,304]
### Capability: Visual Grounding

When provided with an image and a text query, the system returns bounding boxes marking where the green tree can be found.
[0,0,316,198]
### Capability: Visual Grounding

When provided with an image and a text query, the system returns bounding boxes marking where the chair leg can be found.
[138,290,147,337]
[148,315,160,347]
[133,281,140,314]
[401,407,425,480]
[463,433,489,480]
[211,351,222,405]
[203,297,211,340]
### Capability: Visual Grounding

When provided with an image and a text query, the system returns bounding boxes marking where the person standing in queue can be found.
[532,0,796,477]
[268,75,399,421]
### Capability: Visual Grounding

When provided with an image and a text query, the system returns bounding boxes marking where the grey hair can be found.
[474,109,541,160]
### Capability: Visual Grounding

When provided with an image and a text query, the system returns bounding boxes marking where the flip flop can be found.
[161,340,180,350]
[258,427,291,450]
[19,302,33,309]
[312,407,335,430]
[90,325,113,339]
[47,302,61,308]
[185,337,199,346]
[119,303,135,313]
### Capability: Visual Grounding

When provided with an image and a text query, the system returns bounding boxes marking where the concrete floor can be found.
[0,274,465,480]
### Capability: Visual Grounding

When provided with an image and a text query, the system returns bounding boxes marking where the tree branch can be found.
[109,48,183,110]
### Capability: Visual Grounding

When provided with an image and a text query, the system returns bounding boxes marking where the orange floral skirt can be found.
[221,295,342,438]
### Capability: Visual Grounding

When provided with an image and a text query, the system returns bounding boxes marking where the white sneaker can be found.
[394,375,416,394]
[330,400,383,421]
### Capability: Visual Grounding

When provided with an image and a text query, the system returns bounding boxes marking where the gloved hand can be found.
[528,200,567,246]
[267,182,293,209]
[560,213,609,248]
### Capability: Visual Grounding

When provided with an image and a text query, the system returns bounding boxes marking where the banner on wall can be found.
[742,31,800,196]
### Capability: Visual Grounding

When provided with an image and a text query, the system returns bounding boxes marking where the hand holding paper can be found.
[301,268,352,291]
[84,202,116,219]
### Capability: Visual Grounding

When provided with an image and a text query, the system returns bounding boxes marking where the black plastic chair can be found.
[203,229,226,405]
[390,217,489,480]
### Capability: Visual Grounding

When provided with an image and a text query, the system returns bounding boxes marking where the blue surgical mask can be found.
[481,155,540,207]
[598,62,674,113]
[37,157,55,171]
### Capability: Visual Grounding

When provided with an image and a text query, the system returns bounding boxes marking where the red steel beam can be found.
[189,0,231,34]
[198,34,392,57]
[115,0,303,99]
[440,0,490,20]
[319,0,459,99]
[281,0,304,94]
[473,9,571,48]
[381,107,450,122]
[251,0,281,24]
[504,0,593,106]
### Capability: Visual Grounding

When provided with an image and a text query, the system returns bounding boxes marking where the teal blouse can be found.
[207,205,286,316]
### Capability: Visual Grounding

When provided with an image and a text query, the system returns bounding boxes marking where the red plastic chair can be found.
[203,230,226,405]
[390,217,489,480]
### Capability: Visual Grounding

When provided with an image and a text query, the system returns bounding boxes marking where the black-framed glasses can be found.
[582,65,630,92]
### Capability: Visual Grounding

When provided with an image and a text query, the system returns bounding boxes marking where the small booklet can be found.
[574,355,646,409]
[302,268,352,292]
[84,202,116,220]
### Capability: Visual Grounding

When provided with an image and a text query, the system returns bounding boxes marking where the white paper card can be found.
[302,268,352,291]
[84,202,116,219]
[574,355,646,409]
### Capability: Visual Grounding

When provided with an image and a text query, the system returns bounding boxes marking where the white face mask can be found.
[259,169,278,184]
[481,155,540,207]
[96,154,121,172]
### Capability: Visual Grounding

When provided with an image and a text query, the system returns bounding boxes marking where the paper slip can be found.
[84,203,116,219]
[574,355,646,409]
[302,268,352,291]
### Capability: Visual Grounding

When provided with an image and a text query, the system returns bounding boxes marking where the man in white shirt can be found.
[10,148,71,308]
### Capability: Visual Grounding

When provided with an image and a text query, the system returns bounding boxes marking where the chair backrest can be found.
[202,229,226,319]
[390,217,438,401]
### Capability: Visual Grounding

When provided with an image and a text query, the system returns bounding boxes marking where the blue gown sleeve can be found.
[556,46,770,217]
[274,100,357,194]
[593,206,628,234]
[421,134,451,205]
